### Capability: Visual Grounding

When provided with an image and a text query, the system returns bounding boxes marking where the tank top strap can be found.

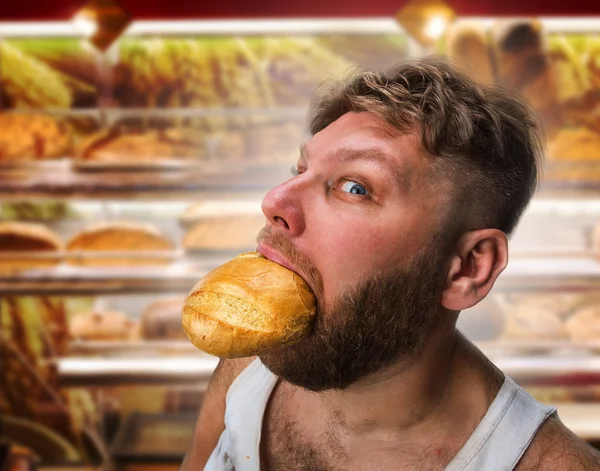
[446,376,556,471]
[204,358,278,471]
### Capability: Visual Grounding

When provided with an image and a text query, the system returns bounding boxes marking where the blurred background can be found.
[2,0,600,469]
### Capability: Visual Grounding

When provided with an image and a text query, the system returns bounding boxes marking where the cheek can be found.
[308,218,401,298]
[310,209,433,296]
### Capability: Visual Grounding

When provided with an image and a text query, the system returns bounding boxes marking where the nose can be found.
[261,178,306,236]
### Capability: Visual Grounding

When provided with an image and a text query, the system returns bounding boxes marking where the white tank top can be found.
[204,359,556,471]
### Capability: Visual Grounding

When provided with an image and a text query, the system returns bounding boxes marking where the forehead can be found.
[307,112,431,188]
[308,112,454,228]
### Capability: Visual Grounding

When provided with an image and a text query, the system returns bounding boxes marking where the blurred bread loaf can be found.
[183,215,265,251]
[141,297,187,340]
[491,19,558,111]
[566,305,600,341]
[66,222,174,266]
[0,222,62,272]
[502,296,568,340]
[75,127,207,163]
[445,22,495,83]
[0,113,72,161]
[70,310,136,341]
[549,128,600,160]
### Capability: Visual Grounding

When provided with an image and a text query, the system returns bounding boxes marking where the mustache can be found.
[256,226,324,298]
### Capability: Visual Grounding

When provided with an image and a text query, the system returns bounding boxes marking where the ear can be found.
[440,229,508,311]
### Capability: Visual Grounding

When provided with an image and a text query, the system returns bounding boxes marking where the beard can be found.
[256,227,449,392]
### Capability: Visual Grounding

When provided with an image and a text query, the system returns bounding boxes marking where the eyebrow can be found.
[300,142,408,191]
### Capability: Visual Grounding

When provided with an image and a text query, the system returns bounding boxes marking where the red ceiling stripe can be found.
[0,0,599,21]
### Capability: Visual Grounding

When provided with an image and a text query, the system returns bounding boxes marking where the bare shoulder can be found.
[515,413,600,471]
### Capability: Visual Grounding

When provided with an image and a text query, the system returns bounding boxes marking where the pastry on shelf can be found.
[249,37,352,106]
[69,310,137,341]
[548,35,595,105]
[178,201,262,229]
[0,42,72,109]
[507,294,575,321]
[183,215,265,252]
[141,296,187,340]
[114,37,273,109]
[565,304,600,341]
[502,296,569,341]
[0,113,72,161]
[66,222,175,266]
[74,127,207,164]
[548,127,600,160]
[1,201,77,221]
[490,19,558,112]
[0,222,63,272]
[444,22,495,83]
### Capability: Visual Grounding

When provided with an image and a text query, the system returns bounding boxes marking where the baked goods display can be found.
[65,223,175,267]
[548,128,600,160]
[0,296,99,460]
[182,252,316,358]
[73,120,304,165]
[183,215,265,252]
[69,310,138,341]
[445,22,495,83]
[4,21,600,461]
[441,20,600,163]
[498,294,600,343]
[0,38,102,109]
[0,42,72,109]
[1,202,77,222]
[113,37,353,108]
[0,222,63,272]
[502,303,569,341]
[491,19,558,112]
[314,35,408,72]
[565,305,600,341]
[0,113,72,161]
[74,127,207,164]
[140,297,187,341]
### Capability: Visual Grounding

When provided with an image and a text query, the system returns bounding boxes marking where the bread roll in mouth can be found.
[182,252,317,358]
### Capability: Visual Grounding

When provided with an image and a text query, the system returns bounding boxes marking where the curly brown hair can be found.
[308,56,545,237]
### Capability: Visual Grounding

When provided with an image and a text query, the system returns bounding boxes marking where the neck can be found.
[301,316,478,438]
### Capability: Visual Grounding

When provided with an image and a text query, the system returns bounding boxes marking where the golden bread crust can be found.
[66,222,174,266]
[182,252,316,358]
[0,222,63,272]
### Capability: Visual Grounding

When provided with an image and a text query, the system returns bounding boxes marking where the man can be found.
[183,57,600,470]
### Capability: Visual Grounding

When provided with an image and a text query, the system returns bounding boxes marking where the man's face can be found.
[256,112,452,391]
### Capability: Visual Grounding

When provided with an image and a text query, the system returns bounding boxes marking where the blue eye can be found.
[340,181,368,196]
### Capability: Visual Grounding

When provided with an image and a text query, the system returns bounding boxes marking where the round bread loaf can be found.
[0,222,63,272]
[445,22,495,83]
[182,252,316,358]
[69,310,136,341]
[141,296,188,340]
[566,305,600,342]
[66,222,174,266]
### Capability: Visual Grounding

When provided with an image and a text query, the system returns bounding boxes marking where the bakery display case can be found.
[3,13,600,469]
[0,23,413,470]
